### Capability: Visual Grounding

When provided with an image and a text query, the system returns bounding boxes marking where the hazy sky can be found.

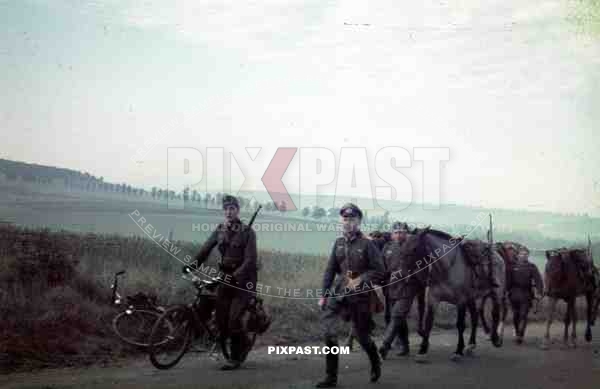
[1,0,600,215]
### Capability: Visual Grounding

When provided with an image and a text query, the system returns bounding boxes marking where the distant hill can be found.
[0,158,182,201]
[0,158,86,183]
[1,157,599,244]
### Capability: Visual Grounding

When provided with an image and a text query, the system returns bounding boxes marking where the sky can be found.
[1,0,600,215]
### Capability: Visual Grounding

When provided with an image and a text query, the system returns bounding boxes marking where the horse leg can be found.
[417,288,426,337]
[490,293,503,347]
[479,294,491,335]
[466,299,478,356]
[452,304,467,361]
[593,292,600,326]
[541,297,557,350]
[585,292,593,342]
[416,301,437,363]
[562,299,571,347]
[570,298,577,348]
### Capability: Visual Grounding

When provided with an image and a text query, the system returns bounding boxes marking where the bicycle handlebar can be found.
[181,272,225,289]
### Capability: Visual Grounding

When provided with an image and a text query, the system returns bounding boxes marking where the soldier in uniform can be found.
[193,194,257,370]
[508,246,543,344]
[316,203,385,388]
[378,222,418,358]
[368,230,387,251]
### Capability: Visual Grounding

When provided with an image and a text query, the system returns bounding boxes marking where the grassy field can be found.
[0,225,340,372]
[1,224,598,373]
[1,182,599,372]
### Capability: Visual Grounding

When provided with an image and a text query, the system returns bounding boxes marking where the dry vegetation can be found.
[0,225,595,373]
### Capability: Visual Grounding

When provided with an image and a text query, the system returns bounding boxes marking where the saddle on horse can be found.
[546,248,597,294]
[457,238,499,288]
[569,249,598,290]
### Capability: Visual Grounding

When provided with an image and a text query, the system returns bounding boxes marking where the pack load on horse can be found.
[541,243,598,349]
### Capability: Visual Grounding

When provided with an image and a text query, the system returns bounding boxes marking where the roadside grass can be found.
[0,225,595,373]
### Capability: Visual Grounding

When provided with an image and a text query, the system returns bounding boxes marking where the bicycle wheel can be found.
[149,306,193,370]
[112,309,165,347]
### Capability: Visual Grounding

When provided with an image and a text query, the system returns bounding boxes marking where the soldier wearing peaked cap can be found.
[316,203,386,388]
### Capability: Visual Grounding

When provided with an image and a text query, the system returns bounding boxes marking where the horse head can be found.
[398,228,431,284]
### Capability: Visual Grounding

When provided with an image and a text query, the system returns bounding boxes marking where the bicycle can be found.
[110,270,172,347]
[148,266,260,370]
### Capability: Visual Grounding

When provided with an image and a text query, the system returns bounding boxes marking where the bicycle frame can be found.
[180,270,221,343]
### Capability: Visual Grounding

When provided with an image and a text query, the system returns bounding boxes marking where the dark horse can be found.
[402,228,505,362]
[541,248,598,349]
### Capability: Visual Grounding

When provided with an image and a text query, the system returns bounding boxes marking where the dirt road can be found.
[2,325,600,389]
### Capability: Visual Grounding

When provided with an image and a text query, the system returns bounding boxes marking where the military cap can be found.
[339,203,363,219]
[222,194,239,209]
[392,222,409,232]
[369,230,383,239]
[517,246,530,254]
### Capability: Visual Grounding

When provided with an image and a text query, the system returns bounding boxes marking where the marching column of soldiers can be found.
[193,196,595,387]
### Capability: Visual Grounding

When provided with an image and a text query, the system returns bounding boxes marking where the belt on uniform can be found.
[346,271,360,279]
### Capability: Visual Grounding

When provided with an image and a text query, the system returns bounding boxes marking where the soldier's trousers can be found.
[322,297,379,378]
[382,288,418,349]
[216,284,251,361]
[384,291,393,326]
[509,294,531,338]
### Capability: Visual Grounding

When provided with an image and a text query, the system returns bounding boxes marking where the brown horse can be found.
[541,248,597,349]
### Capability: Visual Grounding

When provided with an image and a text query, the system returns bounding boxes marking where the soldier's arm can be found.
[233,227,257,282]
[193,228,219,265]
[362,240,386,286]
[322,242,340,292]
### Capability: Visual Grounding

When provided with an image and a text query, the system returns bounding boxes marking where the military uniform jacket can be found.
[194,219,257,292]
[509,261,543,299]
[382,240,421,300]
[322,231,385,300]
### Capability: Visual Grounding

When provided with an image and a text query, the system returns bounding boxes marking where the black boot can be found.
[221,334,242,370]
[366,341,381,383]
[396,320,410,357]
[316,341,338,388]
